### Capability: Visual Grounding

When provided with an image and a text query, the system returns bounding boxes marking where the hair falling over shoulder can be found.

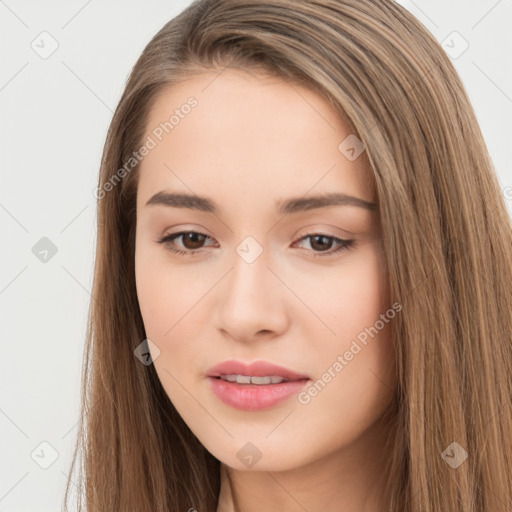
[62,1,512,510]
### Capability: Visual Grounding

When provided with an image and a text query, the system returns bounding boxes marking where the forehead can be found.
[136,68,375,213]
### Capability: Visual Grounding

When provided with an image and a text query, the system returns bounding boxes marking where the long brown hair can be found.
[63,1,512,510]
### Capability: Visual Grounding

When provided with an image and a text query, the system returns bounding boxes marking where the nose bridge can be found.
[228,234,273,305]
[215,233,287,339]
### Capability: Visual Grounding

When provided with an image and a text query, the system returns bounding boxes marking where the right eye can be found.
[156,231,217,256]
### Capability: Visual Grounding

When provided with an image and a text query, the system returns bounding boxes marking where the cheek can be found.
[349,250,390,337]
[302,243,395,421]
[310,242,390,342]
[134,255,205,410]
[135,240,208,337]
[134,243,220,393]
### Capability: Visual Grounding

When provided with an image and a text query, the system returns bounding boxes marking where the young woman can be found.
[63,1,512,511]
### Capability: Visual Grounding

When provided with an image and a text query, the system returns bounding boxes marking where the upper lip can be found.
[207,359,310,380]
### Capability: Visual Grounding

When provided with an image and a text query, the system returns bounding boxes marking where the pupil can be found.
[311,235,331,251]
[184,233,205,249]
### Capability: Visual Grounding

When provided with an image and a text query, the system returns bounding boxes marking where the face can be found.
[134,68,397,471]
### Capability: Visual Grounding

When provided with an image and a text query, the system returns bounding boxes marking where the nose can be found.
[214,246,290,343]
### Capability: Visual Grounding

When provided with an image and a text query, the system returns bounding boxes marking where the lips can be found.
[206,359,310,381]
[206,359,311,411]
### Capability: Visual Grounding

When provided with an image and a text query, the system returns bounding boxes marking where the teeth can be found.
[219,374,288,385]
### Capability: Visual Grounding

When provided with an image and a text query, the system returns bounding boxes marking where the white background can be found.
[1,1,511,510]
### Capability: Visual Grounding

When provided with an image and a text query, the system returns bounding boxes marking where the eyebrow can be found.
[145,191,377,215]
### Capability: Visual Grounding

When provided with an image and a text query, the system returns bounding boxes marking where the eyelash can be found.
[156,231,354,258]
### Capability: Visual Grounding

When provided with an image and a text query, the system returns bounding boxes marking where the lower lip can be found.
[208,377,310,411]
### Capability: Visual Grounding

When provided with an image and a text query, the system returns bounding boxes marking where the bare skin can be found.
[134,67,397,512]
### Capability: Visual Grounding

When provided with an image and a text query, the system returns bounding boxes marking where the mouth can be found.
[206,360,311,411]
[214,374,293,385]
[206,359,310,381]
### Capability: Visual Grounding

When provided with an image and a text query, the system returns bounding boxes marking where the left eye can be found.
[156,231,354,258]
[296,233,354,256]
